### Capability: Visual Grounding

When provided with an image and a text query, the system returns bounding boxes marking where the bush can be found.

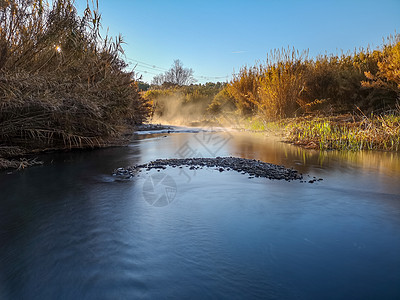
[144,83,225,123]
[226,66,260,116]
[208,88,236,114]
[0,0,149,154]
[258,48,308,119]
[225,38,400,120]
[362,36,400,111]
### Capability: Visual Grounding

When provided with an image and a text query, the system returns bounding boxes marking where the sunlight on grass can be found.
[284,114,400,151]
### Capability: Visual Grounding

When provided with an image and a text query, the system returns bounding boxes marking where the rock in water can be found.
[114,157,307,181]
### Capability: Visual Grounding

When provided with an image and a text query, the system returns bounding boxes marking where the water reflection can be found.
[0,128,399,299]
[228,131,400,175]
[136,130,400,193]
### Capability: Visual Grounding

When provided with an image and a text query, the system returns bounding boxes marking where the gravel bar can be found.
[113,156,304,181]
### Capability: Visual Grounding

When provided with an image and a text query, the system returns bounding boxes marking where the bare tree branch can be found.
[151,59,196,86]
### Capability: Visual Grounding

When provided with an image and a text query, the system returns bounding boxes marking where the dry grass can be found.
[0,157,43,170]
[284,111,400,151]
[0,0,149,168]
[224,37,400,121]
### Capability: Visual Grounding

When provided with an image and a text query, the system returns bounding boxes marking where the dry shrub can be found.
[258,48,308,119]
[144,83,224,124]
[0,0,149,158]
[226,48,308,120]
[226,37,400,121]
[226,66,260,116]
[208,88,236,115]
[362,35,400,110]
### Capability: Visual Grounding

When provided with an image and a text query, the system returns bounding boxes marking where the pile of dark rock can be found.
[113,156,304,181]
[135,124,172,131]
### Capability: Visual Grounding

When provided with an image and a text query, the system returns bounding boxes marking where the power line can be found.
[134,69,160,76]
[128,62,166,73]
[125,57,168,72]
[197,75,230,80]
[126,57,234,81]
[132,64,165,73]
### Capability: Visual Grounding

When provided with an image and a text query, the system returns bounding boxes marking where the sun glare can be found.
[55,45,62,53]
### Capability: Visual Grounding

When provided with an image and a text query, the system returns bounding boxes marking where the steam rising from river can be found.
[150,95,212,126]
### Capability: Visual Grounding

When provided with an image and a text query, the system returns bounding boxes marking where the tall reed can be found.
[258,48,308,119]
[0,0,149,157]
[285,112,400,151]
[224,37,400,120]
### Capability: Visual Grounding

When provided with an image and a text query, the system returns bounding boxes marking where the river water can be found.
[1,127,400,299]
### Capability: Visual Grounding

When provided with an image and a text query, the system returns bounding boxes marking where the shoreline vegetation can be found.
[0,0,150,169]
[146,35,400,152]
[241,112,400,151]
[1,3,399,170]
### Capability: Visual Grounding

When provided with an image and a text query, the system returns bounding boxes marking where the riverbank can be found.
[3,112,398,171]
[241,112,400,151]
[0,1,150,170]
[0,123,177,170]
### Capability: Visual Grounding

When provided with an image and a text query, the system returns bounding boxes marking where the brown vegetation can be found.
[144,82,225,124]
[222,38,400,120]
[210,38,400,151]
[0,0,149,168]
[284,111,400,151]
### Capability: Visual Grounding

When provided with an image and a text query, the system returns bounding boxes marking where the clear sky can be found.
[75,0,400,84]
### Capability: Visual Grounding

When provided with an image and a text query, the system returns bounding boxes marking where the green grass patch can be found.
[283,114,400,151]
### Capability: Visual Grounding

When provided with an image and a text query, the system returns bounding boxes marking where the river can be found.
[1,126,400,299]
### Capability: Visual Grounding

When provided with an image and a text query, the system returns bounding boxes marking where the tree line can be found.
[146,37,400,122]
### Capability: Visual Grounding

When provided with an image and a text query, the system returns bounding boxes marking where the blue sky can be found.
[75,0,400,84]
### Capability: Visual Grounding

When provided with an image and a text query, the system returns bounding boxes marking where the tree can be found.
[151,73,166,86]
[152,59,196,86]
[137,81,151,91]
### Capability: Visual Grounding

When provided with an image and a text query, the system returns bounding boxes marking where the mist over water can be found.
[1,128,400,299]
[149,93,212,126]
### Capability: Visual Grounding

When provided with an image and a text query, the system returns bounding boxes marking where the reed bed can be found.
[209,36,400,151]
[0,0,149,168]
[284,112,400,151]
[222,37,400,121]
[0,157,43,170]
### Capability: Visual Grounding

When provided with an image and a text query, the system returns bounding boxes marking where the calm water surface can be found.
[1,128,400,299]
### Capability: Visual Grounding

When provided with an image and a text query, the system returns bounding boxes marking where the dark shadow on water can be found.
[1,130,400,299]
